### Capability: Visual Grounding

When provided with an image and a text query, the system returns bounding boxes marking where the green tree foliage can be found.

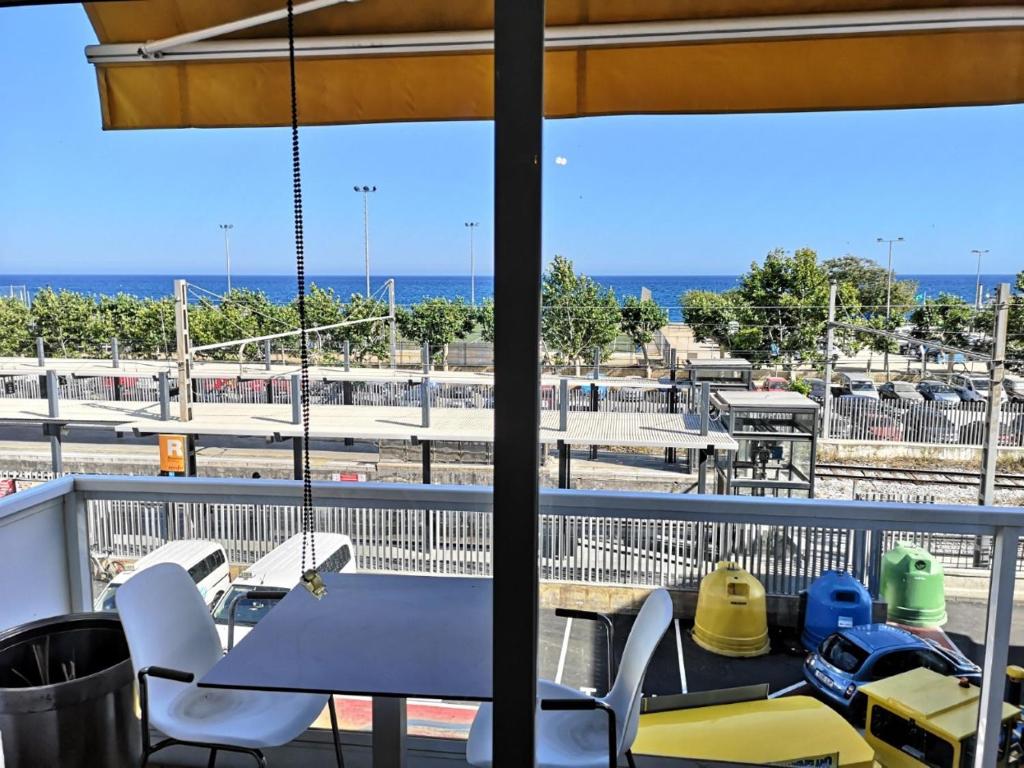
[0,298,33,356]
[910,293,973,349]
[31,288,108,357]
[541,255,621,374]
[476,299,495,344]
[340,294,392,364]
[397,298,475,369]
[619,296,668,372]
[824,255,917,357]
[684,248,858,366]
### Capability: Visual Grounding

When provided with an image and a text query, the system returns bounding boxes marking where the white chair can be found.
[467,588,673,768]
[116,562,344,768]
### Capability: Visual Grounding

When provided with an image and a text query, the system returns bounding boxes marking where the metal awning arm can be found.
[139,0,361,58]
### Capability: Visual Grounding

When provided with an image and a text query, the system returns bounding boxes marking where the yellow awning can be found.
[84,1,1024,129]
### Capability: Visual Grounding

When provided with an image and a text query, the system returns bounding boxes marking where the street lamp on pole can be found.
[464,222,479,306]
[353,185,377,297]
[219,224,234,293]
[972,249,990,309]
[877,236,904,377]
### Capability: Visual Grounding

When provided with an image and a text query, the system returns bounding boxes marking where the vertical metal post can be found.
[822,283,836,438]
[46,370,59,418]
[980,283,1010,508]
[867,529,883,598]
[174,279,193,422]
[422,342,430,374]
[669,348,677,381]
[62,492,92,612]
[372,698,407,768]
[421,377,431,428]
[589,383,599,459]
[343,340,351,372]
[263,338,272,371]
[493,0,544,762]
[158,372,170,421]
[851,530,866,582]
[421,440,432,485]
[700,382,710,436]
[974,526,1023,767]
[557,440,568,489]
[593,347,600,379]
[292,438,303,481]
[36,337,45,367]
[46,370,62,474]
[388,279,397,370]
[559,378,568,431]
[290,375,302,425]
[111,337,120,368]
[666,385,678,464]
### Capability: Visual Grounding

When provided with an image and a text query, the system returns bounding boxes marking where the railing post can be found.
[974,526,1024,767]
[111,336,120,368]
[559,378,568,431]
[589,383,599,459]
[158,372,170,421]
[867,529,884,598]
[665,385,678,464]
[421,376,431,428]
[851,529,867,582]
[46,370,62,474]
[343,340,351,372]
[422,341,431,374]
[290,375,302,425]
[700,382,711,436]
[62,491,92,613]
[263,338,272,371]
[36,336,45,367]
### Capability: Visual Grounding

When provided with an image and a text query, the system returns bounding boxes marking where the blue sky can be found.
[1,5,1022,277]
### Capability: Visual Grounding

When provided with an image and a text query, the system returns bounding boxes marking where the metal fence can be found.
[826,397,1024,447]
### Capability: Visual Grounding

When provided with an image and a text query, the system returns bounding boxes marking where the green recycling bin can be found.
[879,542,947,627]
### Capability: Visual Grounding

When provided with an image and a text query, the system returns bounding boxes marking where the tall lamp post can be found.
[464,221,479,306]
[219,224,234,293]
[877,236,904,377]
[972,249,990,309]
[354,185,377,297]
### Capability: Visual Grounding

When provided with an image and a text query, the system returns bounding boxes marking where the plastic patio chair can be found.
[115,562,344,768]
[466,588,673,768]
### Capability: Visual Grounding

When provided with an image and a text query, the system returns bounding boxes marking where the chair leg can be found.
[208,747,218,768]
[625,749,637,768]
[328,695,346,768]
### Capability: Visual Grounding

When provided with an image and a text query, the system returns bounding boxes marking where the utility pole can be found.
[174,279,193,422]
[354,185,377,297]
[877,236,903,377]
[972,249,990,309]
[980,282,1010,507]
[465,221,479,306]
[822,282,837,439]
[219,224,233,293]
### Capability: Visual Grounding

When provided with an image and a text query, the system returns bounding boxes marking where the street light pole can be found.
[877,236,903,377]
[354,185,377,297]
[464,221,479,306]
[219,224,234,293]
[972,249,990,309]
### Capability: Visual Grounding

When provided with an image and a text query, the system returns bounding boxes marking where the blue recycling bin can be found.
[801,570,872,652]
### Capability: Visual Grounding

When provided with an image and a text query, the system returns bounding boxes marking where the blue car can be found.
[804,624,980,719]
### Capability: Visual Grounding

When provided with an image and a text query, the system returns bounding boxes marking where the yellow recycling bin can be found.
[692,561,770,657]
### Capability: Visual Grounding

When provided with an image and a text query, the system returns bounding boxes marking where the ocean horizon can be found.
[2,273,1014,322]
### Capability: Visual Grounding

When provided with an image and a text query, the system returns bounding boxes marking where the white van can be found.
[95,539,230,612]
[211,532,356,649]
[838,372,879,400]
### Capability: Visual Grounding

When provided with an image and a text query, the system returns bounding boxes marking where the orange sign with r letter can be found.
[159,434,187,474]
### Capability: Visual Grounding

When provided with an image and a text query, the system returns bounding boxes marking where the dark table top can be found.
[199,573,493,701]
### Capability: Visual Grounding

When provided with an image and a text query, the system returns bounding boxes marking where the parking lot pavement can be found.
[539,609,806,699]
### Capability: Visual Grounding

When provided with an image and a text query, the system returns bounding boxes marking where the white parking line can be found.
[768,681,807,699]
[555,617,573,684]
[674,619,688,693]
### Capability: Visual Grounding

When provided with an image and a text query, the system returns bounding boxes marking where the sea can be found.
[0,273,1014,323]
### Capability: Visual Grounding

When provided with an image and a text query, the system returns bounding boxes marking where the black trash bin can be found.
[0,613,139,767]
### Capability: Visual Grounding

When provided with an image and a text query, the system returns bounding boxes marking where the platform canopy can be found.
[84,0,1024,129]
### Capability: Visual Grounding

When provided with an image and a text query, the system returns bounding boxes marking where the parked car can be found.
[95,539,231,612]
[949,373,1006,404]
[1006,375,1024,403]
[903,404,958,443]
[850,412,904,441]
[803,377,827,404]
[760,376,789,393]
[916,380,961,407]
[959,420,1017,447]
[878,381,924,406]
[803,624,980,720]
[211,532,356,649]
[838,372,879,400]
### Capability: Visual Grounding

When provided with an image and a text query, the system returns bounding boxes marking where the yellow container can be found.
[860,667,1018,768]
[692,561,770,657]
[634,695,876,768]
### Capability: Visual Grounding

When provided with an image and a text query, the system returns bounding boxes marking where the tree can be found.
[910,293,973,349]
[0,298,33,356]
[541,255,621,374]
[294,284,344,360]
[340,294,392,364]
[619,296,668,375]
[476,299,495,344]
[823,255,917,321]
[30,288,107,357]
[397,298,474,369]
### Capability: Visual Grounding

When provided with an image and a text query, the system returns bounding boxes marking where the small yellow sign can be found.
[159,434,187,474]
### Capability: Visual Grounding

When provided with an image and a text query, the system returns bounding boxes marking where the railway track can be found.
[816,462,1024,490]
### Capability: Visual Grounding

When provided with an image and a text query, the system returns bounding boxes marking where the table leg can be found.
[372,696,407,768]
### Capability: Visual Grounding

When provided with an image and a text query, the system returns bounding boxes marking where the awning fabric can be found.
[84,1,1024,129]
